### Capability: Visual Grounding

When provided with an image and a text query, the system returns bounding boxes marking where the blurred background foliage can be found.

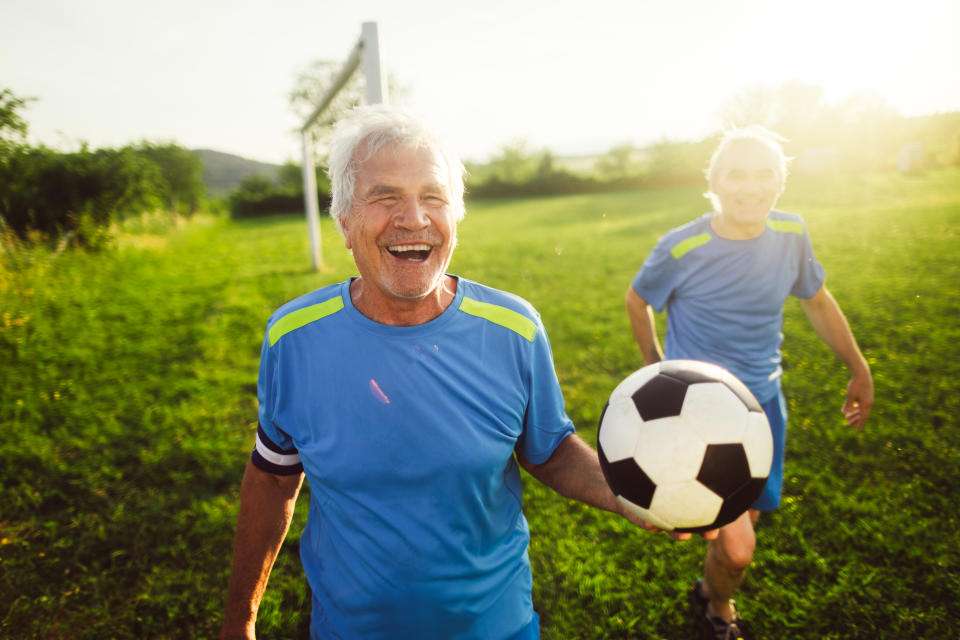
[2,78,959,251]
[1,88,205,249]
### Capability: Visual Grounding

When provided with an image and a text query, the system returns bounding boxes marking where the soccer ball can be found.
[597,360,773,532]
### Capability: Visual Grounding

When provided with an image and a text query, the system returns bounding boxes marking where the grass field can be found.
[2,168,959,638]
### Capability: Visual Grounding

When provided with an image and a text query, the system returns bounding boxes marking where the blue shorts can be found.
[309,600,539,639]
[509,612,539,640]
[752,390,787,511]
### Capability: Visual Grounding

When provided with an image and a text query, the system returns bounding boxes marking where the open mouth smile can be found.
[386,243,433,262]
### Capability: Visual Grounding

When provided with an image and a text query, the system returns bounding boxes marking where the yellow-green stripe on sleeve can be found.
[268,297,344,346]
[460,297,537,342]
[766,219,804,235]
[670,232,712,259]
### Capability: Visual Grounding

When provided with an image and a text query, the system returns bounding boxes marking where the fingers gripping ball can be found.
[598,360,773,532]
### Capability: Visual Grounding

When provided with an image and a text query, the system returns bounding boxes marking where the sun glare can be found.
[760,1,959,116]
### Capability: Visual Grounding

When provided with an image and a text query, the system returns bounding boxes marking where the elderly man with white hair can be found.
[627,126,874,640]
[219,105,703,640]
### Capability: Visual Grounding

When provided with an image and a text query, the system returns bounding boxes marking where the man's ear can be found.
[339,215,352,249]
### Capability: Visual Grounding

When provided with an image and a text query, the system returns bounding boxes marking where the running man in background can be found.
[626,126,873,640]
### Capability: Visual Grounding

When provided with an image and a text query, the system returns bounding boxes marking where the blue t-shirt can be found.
[631,211,825,402]
[251,276,575,639]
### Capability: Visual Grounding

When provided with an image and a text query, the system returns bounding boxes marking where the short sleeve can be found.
[631,236,677,312]
[250,328,303,475]
[790,226,826,299]
[516,323,575,464]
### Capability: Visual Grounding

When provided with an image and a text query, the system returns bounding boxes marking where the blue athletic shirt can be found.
[251,276,575,639]
[631,211,825,403]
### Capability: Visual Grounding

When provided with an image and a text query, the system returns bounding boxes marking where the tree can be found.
[0,88,33,157]
[486,139,539,184]
[595,143,638,182]
[720,85,778,130]
[134,142,205,214]
[290,60,363,161]
[642,138,715,186]
[289,59,408,163]
[0,145,165,246]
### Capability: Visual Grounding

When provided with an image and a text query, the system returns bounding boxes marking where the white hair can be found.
[704,126,791,210]
[326,104,466,233]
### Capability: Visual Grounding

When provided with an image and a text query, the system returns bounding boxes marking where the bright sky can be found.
[2,0,958,165]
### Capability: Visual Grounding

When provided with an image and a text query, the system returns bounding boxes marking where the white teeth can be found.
[388,244,430,252]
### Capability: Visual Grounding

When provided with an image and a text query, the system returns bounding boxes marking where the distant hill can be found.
[191,149,283,197]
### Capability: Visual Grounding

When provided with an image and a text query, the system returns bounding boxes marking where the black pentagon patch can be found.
[632,373,687,421]
[697,443,752,498]
[674,478,767,533]
[598,444,656,509]
[659,359,721,385]
[712,477,768,529]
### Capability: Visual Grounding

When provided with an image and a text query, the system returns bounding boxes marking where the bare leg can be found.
[701,509,759,622]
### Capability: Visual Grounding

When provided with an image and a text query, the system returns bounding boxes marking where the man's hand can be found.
[843,369,874,429]
[800,286,874,430]
[519,436,719,541]
[615,500,719,541]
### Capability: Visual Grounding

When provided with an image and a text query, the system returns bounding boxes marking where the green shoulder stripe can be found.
[766,218,804,235]
[460,297,537,342]
[670,232,712,259]
[268,296,344,346]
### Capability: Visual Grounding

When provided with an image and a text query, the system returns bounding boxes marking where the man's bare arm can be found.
[517,434,717,541]
[221,460,304,639]
[799,285,874,428]
[625,287,663,365]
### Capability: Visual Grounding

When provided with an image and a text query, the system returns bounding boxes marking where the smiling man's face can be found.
[709,140,785,235]
[342,142,458,317]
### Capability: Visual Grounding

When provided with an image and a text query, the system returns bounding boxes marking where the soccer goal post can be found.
[300,21,389,270]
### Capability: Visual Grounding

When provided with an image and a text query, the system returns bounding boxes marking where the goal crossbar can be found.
[300,21,387,270]
[300,41,362,134]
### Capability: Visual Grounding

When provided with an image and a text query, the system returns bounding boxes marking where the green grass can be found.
[2,169,959,638]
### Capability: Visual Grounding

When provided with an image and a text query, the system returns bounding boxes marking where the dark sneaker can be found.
[688,580,750,640]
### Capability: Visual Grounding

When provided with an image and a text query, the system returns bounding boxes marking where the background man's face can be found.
[711,141,784,227]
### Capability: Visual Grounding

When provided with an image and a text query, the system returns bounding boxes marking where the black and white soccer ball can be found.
[597,359,773,532]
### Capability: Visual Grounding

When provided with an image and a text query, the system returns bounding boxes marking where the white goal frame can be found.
[300,21,388,270]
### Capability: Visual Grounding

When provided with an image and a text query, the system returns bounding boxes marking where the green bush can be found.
[228,174,303,218]
[0,146,164,248]
[0,143,206,250]
[228,165,330,219]
[0,88,206,248]
[133,142,205,215]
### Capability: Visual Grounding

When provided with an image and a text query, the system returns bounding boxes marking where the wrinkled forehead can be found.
[354,141,452,192]
[358,137,446,170]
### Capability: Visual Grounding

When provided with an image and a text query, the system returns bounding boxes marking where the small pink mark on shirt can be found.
[369,378,390,404]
